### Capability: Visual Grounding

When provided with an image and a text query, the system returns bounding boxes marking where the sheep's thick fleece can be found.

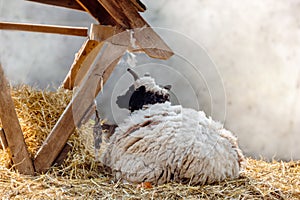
[101,102,244,185]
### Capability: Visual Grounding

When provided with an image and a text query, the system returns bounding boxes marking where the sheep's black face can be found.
[116,85,135,109]
[116,84,171,112]
[128,85,170,112]
[116,68,171,112]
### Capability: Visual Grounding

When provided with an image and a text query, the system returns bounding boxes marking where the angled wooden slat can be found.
[26,0,84,11]
[0,64,35,175]
[130,0,146,12]
[75,0,118,26]
[34,28,128,173]
[25,0,172,59]
[133,27,174,60]
[26,0,146,12]
[97,0,174,60]
[98,0,142,28]
[63,24,116,90]
[0,22,88,37]
[34,44,126,173]
[63,40,100,89]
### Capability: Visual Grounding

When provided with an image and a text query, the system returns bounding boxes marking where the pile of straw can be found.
[0,85,299,199]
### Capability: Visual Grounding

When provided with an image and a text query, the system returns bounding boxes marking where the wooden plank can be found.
[0,22,88,37]
[130,0,146,12]
[63,24,116,90]
[97,0,174,60]
[26,0,84,11]
[0,128,8,149]
[133,27,174,60]
[97,0,135,28]
[25,0,171,59]
[75,0,118,26]
[34,34,128,173]
[71,25,116,88]
[89,24,116,41]
[63,40,100,89]
[0,64,35,175]
[26,0,146,12]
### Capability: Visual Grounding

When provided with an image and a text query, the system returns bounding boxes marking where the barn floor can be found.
[0,86,299,199]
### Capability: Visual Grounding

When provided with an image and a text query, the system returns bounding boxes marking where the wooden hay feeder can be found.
[0,0,173,175]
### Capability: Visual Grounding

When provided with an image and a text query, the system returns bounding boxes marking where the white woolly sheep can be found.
[101,69,245,185]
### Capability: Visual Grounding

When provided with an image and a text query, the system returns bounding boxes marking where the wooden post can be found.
[34,30,128,173]
[0,64,35,175]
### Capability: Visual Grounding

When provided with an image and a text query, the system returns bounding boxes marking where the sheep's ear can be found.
[137,85,146,92]
[164,85,172,90]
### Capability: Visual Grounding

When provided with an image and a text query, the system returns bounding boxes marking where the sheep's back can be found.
[101,102,243,185]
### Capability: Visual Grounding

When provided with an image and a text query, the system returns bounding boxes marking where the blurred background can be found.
[1,0,300,161]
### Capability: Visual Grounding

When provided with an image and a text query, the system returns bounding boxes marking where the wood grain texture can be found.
[97,0,173,59]
[0,128,8,149]
[130,0,146,12]
[0,22,88,36]
[26,0,146,12]
[26,0,84,11]
[89,24,116,41]
[63,40,101,89]
[98,0,144,28]
[0,64,35,175]
[75,0,118,26]
[63,24,116,90]
[133,27,174,60]
[24,0,172,59]
[34,33,127,173]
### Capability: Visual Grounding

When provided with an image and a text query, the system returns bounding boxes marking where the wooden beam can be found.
[89,24,116,41]
[26,0,84,11]
[69,25,118,88]
[0,64,35,175]
[63,40,100,89]
[34,33,128,173]
[63,24,116,90]
[0,22,88,37]
[24,0,172,59]
[26,0,146,12]
[75,0,118,26]
[133,27,174,60]
[0,128,8,150]
[130,0,146,12]
[97,0,174,60]
[25,0,170,59]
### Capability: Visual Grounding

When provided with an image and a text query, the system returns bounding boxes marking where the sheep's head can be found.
[116,68,171,112]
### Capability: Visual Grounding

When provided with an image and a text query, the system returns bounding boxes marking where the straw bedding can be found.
[0,85,299,199]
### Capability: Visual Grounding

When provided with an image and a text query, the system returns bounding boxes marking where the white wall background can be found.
[1,0,300,160]
[0,0,95,87]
